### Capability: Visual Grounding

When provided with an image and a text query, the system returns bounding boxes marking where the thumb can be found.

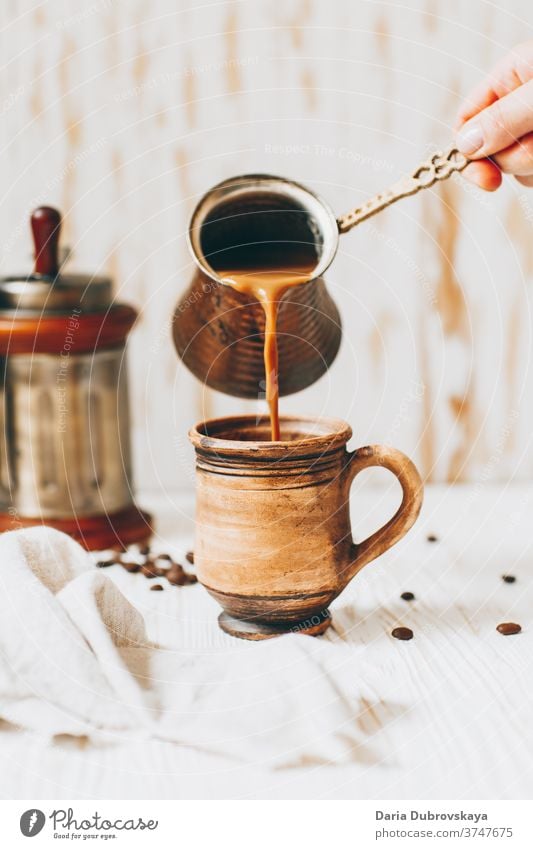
[456,78,533,158]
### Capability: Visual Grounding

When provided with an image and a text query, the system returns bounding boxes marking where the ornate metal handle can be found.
[337,147,470,234]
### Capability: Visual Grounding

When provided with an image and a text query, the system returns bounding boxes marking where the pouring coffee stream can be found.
[174,146,470,439]
[215,244,318,440]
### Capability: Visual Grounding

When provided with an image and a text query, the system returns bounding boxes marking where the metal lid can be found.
[0,206,112,313]
[0,274,112,312]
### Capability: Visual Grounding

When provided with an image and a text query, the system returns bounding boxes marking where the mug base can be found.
[218,610,331,640]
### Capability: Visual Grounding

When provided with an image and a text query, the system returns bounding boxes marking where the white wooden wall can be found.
[2,0,533,490]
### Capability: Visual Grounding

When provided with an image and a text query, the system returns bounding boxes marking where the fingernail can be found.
[456,123,484,155]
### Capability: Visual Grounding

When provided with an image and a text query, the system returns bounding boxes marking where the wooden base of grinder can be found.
[0,503,152,551]
[218,609,332,640]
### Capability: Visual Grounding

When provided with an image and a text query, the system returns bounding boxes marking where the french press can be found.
[173,146,469,397]
[0,207,150,549]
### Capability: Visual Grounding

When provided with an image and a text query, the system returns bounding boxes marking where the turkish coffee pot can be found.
[173,146,469,397]
[0,207,150,549]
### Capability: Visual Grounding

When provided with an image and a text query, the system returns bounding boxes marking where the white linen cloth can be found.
[0,526,388,769]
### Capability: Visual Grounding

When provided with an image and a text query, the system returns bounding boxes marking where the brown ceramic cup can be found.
[189,415,423,640]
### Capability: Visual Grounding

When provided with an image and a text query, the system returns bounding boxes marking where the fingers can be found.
[456,85,498,129]
[461,159,503,191]
[515,174,533,187]
[493,132,533,175]
[457,41,533,125]
[454,42,533,190]
[456,78,533,158]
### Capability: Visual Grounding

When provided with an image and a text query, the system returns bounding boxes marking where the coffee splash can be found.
[216,244,318,440]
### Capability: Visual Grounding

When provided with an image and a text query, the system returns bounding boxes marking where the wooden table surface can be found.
[1,482,532,800]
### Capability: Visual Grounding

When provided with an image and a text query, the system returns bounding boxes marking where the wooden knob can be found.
[31,206,61,276]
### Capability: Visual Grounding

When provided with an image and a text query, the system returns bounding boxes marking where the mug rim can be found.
[189,414,352,456]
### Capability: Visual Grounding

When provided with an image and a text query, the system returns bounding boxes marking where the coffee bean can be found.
[391,627,414,641]
[401,591,415,602]
[96,543,197,586]
[150,584,164,592]
[426,534,438,543]
[142,562,166,578]
[166,576,181,586]
[169,563,197,585]
[185,550,194,565]
[496,622,521,636]
[502,575,516,584]
[166,564,185,586]
[122,561,141,573]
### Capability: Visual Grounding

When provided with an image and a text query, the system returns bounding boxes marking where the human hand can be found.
[455,41,533,190]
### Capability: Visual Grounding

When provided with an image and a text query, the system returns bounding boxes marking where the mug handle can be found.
[343,445,423,581]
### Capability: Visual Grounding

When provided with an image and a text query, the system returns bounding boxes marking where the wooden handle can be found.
[31,206,61,276]
[344,445,423,581]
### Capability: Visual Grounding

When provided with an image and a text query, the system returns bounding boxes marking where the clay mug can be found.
[189,415,423,640]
